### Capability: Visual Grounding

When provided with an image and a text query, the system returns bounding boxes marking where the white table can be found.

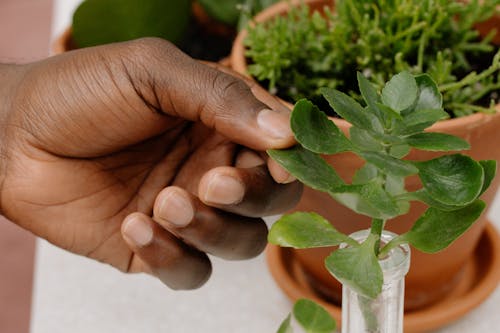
[30,1,500,332]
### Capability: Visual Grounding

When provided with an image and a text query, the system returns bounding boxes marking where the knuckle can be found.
[212,71,253,106]
[119,37,178,69]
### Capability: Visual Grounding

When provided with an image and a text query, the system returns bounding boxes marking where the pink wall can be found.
[0,0,53,332]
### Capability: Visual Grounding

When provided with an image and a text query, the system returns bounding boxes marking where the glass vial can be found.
[341,230,410,333]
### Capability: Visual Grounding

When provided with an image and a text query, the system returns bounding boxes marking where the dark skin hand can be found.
[0,38,302,289]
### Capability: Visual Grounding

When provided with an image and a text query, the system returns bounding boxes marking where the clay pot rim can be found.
[52,27,73,55]
[229,0,500,131]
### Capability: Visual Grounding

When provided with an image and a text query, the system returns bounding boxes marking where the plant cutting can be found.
[231,0,500,316]
[266,71,496,332]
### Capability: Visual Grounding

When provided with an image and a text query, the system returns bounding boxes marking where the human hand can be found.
[0,38,302,289]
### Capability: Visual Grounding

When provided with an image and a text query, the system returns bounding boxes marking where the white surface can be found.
[30,1,500,332]
[29,197,500,333]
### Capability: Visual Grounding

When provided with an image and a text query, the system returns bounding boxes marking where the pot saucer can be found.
[266,222,500,333]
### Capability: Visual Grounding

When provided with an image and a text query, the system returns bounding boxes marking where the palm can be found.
[2,120,228,270]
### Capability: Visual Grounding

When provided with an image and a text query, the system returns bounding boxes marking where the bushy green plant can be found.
[245,0,500,117]
[268,71,495,332]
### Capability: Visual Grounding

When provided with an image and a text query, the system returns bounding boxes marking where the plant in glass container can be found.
[266,70,495,332]
[231,0,500,320]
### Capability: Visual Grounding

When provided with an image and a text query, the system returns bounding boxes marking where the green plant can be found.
[72,0,192,47]
[244,0,500,117]
[267,71,496,332]
[277,299,336,333]
[71,0,280,60]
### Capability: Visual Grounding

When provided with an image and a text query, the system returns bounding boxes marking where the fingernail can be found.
[202,174,245,205]
[270,160,297,184]
[235,150,265,168]
[123,216,153,247]
[257,109,293,140]
[281,173,297,184]
[157,192,194,227]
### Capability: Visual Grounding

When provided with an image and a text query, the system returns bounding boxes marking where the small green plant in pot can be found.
[267,71,495,332]
[244,0,500,117]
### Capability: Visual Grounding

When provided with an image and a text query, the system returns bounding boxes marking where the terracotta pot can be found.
[230,0,500,312]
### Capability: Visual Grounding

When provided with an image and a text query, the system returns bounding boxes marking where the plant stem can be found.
[358,294,379,332]
[379,234,408,258]
[439,49,500,92]
[370,219,385,256]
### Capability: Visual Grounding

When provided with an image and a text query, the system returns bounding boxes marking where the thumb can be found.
[117,38,295,151]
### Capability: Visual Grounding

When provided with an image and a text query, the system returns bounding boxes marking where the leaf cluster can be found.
[244,0,500,117]
[268,72,495,299]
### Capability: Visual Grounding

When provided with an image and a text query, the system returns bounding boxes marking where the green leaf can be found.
[393,108,449,135]
[414,154,484,206]
[413,74,443,111]
[268,146,344,192]
[404,200,486,253]
[268,212,349,248]
[353,163,378,184]
[277,314,293,333]
[198,0,241,26]
[268,147,401,219]
[359,151,419,177]
[376,102,403,121]
[405,133,470,151]
[291,99,353,154]
[381,72,418,113]
[389,144,411,158]
[403,190,463,211]
[349,127,384,152]
[331,182,401,220]
[72,0,191,48]
[293,299,336,333]
[321,88,383,133]
[385,174,406,196]
[357,72,384,122]
[479,160,497,195]
[325,235,383,299]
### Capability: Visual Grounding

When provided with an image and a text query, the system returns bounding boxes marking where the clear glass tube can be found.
[341,230,410,333]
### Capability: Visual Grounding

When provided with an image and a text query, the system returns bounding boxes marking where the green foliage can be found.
[293,299,336,333]
[402,200,486,253]
[277,299,336,333]
[198,0,242,26]
[414,154,484,206]
[245,0,500,117]
[72,0,192,48]
[325,234,383,299]
[268,72,495,302]
[198,0,280,29]
[290,100,353,154]
[277,314,293,333]
[268,212,352,248]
